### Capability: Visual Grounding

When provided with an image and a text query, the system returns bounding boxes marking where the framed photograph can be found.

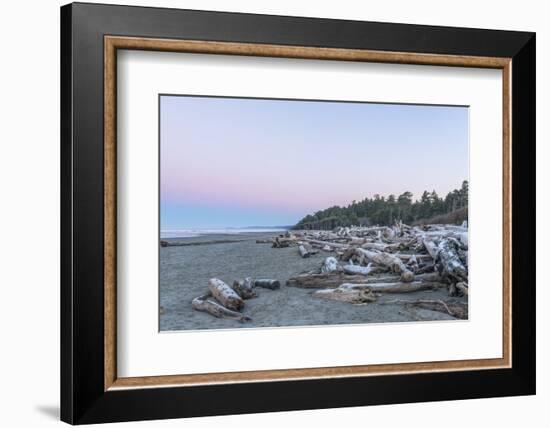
[61,2,535,424]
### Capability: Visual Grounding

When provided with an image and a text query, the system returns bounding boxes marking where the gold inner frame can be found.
[104,35,512,391]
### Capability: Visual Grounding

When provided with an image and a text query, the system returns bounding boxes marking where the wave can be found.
[161,227,288,239]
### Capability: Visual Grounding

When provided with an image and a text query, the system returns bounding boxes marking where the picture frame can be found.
[60,2,535,424]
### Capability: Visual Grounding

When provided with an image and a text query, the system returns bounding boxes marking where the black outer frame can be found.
[60,2,535,424]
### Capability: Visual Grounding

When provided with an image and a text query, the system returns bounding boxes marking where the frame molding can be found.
[62,2,535,424]
[103,35,512,392]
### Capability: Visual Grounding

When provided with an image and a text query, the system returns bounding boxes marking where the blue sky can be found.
[160,95,468,229]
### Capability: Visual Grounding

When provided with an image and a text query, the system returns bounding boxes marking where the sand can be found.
[160,232,465,331]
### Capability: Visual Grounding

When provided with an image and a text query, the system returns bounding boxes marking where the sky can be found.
[160,95,468,229]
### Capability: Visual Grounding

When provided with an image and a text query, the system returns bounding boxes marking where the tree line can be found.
[294,180,469,230]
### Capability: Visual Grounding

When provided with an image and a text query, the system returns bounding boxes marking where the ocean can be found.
[160,227,289,239]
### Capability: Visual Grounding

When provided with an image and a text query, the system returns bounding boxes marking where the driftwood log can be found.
[304,239,349,249]
[355,248,414,282]
[298,245,310,258]
[232,278,257,299]
[342,263,372,276]
[272,237,291,248]
[313,288,377,304]
[437,238,468,283]
[208,278,244,311]
[338,281,446,293]
[320,256,339,273]
[360,241,403,252]
[312,281,446,304]
[287,272,443,289]
[192,294,251,322]
[407,254,419,271]
[254,279,280,290]
[287,272,363,288]
[422,238,440,260]
[456,281,469,296]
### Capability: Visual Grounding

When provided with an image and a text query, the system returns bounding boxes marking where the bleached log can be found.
[272,237,292,248]
[232,278,257,299]
[192,294,251,322]
[407,255,419,271]
[299,245,310,258]
[339,281,446,293]
[286,272,443,289]
[361,241,403,252]
[343,263,372,276]
[394,254,432,262]
[422,238,440,260]
[355,248,414,282]
[254,279,280,290]
[382,226,396,239]
[287,273,368,288]
[456,232,468,248]
[416,263,436,274]
[208,278,244,311]
[322,245,333,252]
[340,247,357,262]
[313,287,377,304]
[458,249,468,268]
[437,239,468,283]
[304,239,349,249]
[448,282,457,296]
[321,256,339,273]
[456,282,469,296]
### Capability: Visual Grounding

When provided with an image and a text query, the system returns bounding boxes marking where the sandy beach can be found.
[160,232,463,331]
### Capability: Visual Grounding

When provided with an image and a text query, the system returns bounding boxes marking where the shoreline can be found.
[159,230,466,331]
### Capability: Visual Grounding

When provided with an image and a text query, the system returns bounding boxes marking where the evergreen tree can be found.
[293,181,468,229]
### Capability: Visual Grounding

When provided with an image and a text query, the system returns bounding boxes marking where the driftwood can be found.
[394,253,432,262]
[456,281,469,296]
[287,272,363,288]
[416,263,435,274]
[360,241,403,252]
[272,237,292,248]
[355,248,414,282]
[340,247,357,262]
[385,298,468,319]
[407,255,419,271]
[232,278,257,299]
[192,294,251,322]
[304,239,349,249]
[254,279,280,290]
[338,281,446,293]
[286,272,443,289]
[208,278,244,311]
[313,288,377,304]
[343,263,372,276]
[422,238,440,260]
[298,245,310,258]
[320,256,340,273]
[312,281,445,304]
[284,223,468,307]
[437,238,468,283]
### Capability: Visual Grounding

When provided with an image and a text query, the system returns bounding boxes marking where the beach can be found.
[160,232,460,331]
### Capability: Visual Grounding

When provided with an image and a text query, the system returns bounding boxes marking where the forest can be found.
[294,181,469,230]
